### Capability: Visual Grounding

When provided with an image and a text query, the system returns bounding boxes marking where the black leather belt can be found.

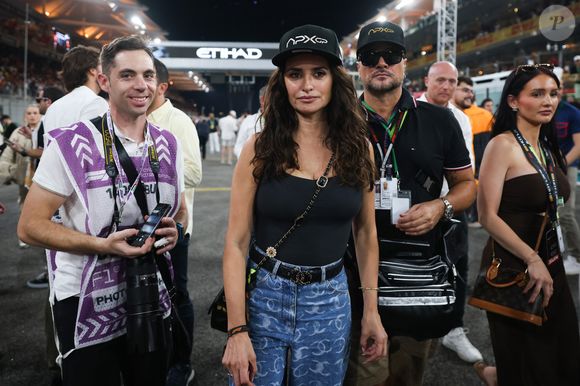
[249,248,343,285]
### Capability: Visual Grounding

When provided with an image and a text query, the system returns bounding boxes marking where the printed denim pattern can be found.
[230,259,351,386]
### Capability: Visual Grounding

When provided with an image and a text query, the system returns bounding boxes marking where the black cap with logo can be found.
[356,21,406,54]
[272,24,343,67]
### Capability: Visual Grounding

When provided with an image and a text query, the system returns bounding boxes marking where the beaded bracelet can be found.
[227,324,249,338]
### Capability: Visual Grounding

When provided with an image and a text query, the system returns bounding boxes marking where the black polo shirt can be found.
[362,88,471,250]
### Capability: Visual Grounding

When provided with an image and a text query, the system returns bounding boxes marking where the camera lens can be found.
[125,252,167,354]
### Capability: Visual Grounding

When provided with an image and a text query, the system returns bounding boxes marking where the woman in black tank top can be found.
[476,65,580,385]
[221,25,387,386]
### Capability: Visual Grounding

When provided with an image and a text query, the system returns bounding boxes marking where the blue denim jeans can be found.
[232,258,351,386]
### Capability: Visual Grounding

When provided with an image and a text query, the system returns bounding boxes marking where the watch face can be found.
[443,199,453,219]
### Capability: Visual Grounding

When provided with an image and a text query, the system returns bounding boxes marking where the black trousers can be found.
[449,212,469,328]
[53,297,170,386]
[169,234,194,363]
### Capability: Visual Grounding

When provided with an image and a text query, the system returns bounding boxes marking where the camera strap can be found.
[95,114,160,234]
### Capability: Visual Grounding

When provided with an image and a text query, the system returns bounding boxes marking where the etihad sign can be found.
[196,47,263,60]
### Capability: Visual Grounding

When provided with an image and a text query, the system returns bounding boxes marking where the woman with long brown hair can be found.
[221,24,387,386]
[476,64,580,385]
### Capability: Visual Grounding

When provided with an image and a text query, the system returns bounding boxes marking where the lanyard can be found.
[511,128,559,224]
[100,111,160,232]
[363,101,408,179]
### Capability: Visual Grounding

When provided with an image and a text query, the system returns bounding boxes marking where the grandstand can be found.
[0,0,578,121]
[342,0,580,103]
[0,0,172,121]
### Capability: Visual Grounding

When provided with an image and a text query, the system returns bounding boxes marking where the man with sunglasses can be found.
[344,21,476,386]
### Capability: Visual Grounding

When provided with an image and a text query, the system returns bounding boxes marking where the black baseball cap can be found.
[357,21,406,54]
[272,24,343,67]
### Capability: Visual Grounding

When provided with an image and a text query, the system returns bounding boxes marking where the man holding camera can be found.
[18,36,187,386]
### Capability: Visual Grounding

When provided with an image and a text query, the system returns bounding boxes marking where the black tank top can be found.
[254,174,362,266]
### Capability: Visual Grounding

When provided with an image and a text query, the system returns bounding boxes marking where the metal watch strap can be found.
[441,197,453,220]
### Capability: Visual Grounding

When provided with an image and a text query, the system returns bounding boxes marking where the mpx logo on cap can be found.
[368,27,395,35]
[286,35,329,47]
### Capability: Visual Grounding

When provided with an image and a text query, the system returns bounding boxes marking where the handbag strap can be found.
[487,212,549,287]
[259,153,335,260]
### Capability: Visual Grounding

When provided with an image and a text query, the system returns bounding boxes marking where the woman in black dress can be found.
[477,64,580,385]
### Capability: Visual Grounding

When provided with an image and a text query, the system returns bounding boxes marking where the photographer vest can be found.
[44,116,180,354]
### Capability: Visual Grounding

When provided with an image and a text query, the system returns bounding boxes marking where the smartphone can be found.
[128,203,172,247]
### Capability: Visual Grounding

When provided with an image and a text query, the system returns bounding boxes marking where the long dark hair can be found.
[252,61,375,189]
[491,66,565,171]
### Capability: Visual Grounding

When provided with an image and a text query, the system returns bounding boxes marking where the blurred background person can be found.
[0,104,41,247]
[207,112,220,155]
[480,98,495,114]
[218,110,237,165]
[234,86,265,160]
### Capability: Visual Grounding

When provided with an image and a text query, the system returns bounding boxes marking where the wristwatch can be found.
[440,198,454,221]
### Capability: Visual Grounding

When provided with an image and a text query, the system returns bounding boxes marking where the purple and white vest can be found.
[45,118,180,353]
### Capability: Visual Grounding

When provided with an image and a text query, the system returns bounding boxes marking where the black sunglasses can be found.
[515,63,554,75]
[358,49,405,67]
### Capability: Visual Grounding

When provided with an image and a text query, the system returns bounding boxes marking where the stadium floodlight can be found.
[130,15,146,30]
[395,0,413,10]
[188,71,193,78]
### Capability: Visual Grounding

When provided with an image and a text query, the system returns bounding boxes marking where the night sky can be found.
[137,0,389,113]
[139,0,388,42]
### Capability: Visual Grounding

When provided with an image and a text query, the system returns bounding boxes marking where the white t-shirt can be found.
[43,85,109,133]
[219,115,238,141]
[234,111,262,159]
[34,125,185,301]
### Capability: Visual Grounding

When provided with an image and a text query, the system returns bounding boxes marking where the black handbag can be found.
[208,287,228,332]
[376,223,458,341]
[208,155,336,332]
[468,214,548,326]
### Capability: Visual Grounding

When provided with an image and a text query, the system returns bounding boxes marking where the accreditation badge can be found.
[391,189,411,224]
[556,222,566,255]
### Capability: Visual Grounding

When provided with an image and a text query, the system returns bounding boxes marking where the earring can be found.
[512,106,518,112]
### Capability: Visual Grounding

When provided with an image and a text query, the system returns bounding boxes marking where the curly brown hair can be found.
[252,64,375,190]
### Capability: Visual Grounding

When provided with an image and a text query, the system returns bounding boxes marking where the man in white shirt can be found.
[147,58,202,386]
[234,86,266,159]
[418,60,482,364]
[18,36,186,386]
[218,110,237,165]
[43,45,109,136]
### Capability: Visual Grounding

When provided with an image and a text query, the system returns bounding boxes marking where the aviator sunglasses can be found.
[358,49,405,67]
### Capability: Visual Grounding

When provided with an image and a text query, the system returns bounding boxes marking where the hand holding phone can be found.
[128,203,172,247]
